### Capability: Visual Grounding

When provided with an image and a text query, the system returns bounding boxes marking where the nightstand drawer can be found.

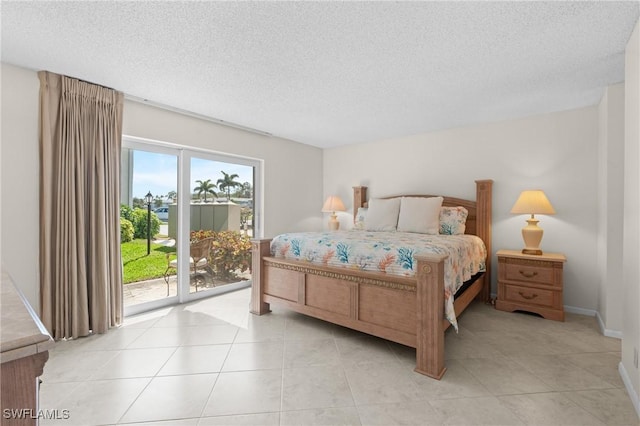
[504,284,554,307]
[504,262,555,286]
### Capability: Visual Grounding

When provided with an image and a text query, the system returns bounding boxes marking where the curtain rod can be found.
[124,94,272,137]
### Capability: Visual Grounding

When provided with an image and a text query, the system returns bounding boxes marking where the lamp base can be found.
[328,213,340,231]
[521,217,544,256]
[522,248,543,255]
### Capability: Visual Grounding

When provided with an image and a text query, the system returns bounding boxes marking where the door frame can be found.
[122,135,263,315]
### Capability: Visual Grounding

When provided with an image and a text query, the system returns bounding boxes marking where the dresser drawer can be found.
[504,284,554,307]
[504,262,555,286]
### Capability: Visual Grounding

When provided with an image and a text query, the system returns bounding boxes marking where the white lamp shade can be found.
[510,190,555,215]
[321,196,346,213]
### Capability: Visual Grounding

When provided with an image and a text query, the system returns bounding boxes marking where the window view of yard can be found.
[121,148,255,308]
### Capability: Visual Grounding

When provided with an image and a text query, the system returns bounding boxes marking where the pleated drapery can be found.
[39,71,124,339]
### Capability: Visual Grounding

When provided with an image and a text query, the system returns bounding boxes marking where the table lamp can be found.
[322,196,346,230]
[510,189,556,255]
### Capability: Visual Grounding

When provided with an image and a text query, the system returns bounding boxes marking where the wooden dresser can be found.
[1,271,54,425]
[495,249,566,321]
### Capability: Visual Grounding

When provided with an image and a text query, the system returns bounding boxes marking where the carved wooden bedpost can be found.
[250,239,272,315]
[475,180,493,302]
[352,186,368,224]
[414,253,448,380]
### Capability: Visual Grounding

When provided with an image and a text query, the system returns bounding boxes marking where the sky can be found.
[131,150,253,200]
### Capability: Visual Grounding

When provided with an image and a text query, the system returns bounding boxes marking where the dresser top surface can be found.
[1,270,54,362]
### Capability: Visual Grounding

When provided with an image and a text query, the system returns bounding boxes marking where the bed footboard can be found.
[414,253,447,379]
[250,239,450,379]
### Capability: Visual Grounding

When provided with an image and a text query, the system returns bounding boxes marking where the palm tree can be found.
[193,179,217,203]
[239,182,252,198]
[217,171,241,201]
[166,190,177,203]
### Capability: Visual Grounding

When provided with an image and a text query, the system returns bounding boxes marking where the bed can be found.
[250,180,492,379]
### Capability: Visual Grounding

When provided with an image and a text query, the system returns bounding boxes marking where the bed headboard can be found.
[353,180,493,300]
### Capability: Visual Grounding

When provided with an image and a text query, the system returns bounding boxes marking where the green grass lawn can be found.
[121,239,176,284]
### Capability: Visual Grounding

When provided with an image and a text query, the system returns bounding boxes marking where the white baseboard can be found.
[619,361,640,420]
[563,304,596,316]
[489,299,623,339]
[595,310,624,339]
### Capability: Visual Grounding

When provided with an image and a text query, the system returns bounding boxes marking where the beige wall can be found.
[324,107,600,312]
[622,18,640,416]
[0,63,324,311]
[1,63,40,309]
[597,83,625,336]
[122,100,324,238]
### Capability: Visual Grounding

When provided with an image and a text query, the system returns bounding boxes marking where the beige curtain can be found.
[39,71,124,339]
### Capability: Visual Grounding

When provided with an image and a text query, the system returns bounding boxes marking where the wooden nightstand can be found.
[495,249,567,321]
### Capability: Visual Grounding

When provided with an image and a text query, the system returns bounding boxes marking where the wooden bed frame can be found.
[250,180,492,379]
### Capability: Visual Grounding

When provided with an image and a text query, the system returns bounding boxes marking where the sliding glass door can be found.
[122,137,261,314]
[183,152,257,299]
[121,143,181,314]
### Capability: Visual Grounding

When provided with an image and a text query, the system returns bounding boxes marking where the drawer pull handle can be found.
[518,291,538,300]
[519,270,538,278]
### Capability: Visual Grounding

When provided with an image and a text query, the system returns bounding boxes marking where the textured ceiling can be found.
[2,1,638,148]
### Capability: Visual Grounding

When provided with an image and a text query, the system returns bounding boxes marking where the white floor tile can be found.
[284,314,336,341]
[202,370,282,417]
[499,392,605,425]
[344,362,422,405]
[91,347,177,379]
[412,359,490,400]
[39,290,638,426]
[197,412,280,425]
[180,324,239,346]
[42,349,119,383]
[127,326,187,349]
[43,378,150,425]
[283,338,341,368]
[120,374,218,423]
[512,354,619,391]
[280,407,361,426]
[158,344,231,376]
[563,388,640,425]
[152,309,230,328]
[429,396,525,425]
[460,356,552,395]
[282,366,354,411]
[335,334,399,367]
[221,341,284,371]
[357,401,444,426]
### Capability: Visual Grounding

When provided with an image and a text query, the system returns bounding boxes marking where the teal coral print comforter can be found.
[270,230,486,330]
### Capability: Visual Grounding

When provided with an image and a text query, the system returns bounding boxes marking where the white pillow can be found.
[354,207,368,230]
[397,196,444,234]
[364,198,400,231]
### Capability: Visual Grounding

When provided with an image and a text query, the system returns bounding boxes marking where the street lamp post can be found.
[145,191,153,255]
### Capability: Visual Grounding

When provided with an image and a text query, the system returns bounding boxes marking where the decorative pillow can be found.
[397,196,444,234]
[364,198,401,231]
[440,206,469,235]
[354,207,368,230]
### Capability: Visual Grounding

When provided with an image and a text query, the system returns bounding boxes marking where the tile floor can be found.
[40,288,639,425]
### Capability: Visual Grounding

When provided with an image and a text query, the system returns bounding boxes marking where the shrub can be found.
[120,204,134,222]
[190,229,215,243]
[120,217,134,243]
[191,230,252,280]
[131,208,161,239]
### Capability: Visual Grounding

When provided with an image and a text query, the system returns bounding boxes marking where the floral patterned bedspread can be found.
[270,230,486,330]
